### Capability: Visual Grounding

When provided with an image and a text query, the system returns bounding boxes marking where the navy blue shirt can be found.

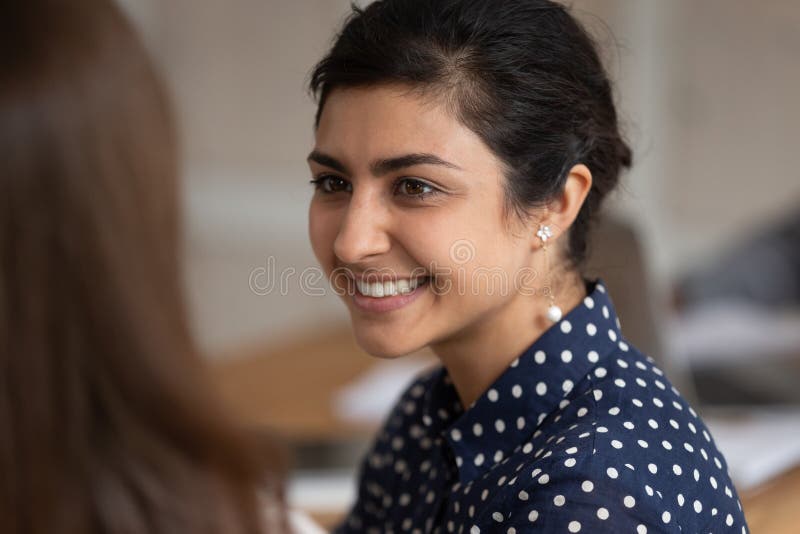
[335,279,748,533]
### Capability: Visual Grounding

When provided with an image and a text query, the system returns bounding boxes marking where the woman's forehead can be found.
[318,86,452,136]
[314,85,493,172]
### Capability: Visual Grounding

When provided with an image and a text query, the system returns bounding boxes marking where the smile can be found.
[351,276,431,313]
[355,277,429,298]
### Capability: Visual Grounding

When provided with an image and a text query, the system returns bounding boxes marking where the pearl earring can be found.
[538,224,563,323]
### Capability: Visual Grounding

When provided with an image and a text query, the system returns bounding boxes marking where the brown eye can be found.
[397,178,436,198]
[326,176,350,192]
[311,175,351,193]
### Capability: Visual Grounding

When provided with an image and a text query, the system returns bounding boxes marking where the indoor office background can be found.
[119,0,800,531]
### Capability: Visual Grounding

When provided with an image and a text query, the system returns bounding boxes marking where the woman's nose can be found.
[332,191,391,265]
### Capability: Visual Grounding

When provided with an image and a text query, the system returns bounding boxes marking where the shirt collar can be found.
[422,278,623,484]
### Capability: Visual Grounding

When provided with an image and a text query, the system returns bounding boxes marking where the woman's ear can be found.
[540,164,593,244]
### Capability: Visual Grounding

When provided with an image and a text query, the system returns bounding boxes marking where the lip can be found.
[350,273,427,284]
[351,277,430,313]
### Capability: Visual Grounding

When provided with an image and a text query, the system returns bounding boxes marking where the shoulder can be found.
[583,343,746,530]
[476,343,747,532]
[586,343,726,480]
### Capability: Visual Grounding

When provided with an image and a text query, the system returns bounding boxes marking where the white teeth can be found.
[356,278,426,298]
[396,279,410,294]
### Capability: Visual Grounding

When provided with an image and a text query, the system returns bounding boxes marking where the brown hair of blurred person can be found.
[0,1,284,533]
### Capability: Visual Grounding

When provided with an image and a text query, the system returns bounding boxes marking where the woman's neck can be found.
[431,271,587,408]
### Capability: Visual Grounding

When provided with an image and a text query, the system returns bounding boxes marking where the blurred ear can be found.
[536,164,593,246]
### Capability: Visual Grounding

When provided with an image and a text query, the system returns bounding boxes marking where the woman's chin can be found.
[352,327,425,360]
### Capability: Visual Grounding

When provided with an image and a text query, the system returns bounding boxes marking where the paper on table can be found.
[667,301,800,365]
[287,509,328,534]
[705,409,800,490]
[288,468,356,516]
[333,357,437,424]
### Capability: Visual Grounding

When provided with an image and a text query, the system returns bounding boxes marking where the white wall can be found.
[132,0,355,354]
[125,0,800,355]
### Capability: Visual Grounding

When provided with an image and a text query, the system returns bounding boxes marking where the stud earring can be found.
[537,224,562,323]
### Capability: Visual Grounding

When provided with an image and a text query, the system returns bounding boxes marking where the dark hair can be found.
[310,0,632,269]
[0,1,283,533]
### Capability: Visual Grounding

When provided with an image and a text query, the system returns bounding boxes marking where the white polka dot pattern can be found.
[334,279,749,534]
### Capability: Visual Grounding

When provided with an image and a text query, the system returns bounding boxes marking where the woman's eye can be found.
[396,178,437,198]
[310,175,351,193]
[310,176,438,199]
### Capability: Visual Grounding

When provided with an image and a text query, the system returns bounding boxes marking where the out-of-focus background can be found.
[119,0,800,530]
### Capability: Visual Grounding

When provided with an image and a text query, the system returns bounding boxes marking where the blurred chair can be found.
[583,214,693,393]
[585,214,664,359]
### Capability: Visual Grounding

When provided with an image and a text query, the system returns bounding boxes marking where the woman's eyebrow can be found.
[371,153,462,175]
[307,150,349,174]
[307,150,462,176]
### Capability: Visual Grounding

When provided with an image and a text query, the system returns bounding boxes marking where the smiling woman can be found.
[308,84,532,364]
[306,1,747,532]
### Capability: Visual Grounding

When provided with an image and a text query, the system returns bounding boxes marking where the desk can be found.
[741,465,800,534]
[211,326,385,442]
[211,326,435,529]
[211,328,800,533]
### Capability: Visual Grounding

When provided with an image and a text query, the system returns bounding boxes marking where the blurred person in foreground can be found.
[0,1,287,533]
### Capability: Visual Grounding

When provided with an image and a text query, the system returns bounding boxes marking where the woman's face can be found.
[308,85,538,358]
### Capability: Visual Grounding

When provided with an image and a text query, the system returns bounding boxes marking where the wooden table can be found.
[211,325,437,529]
[211,325,436,443]
[741,465,800,534]
[211,325,382,442]
[211,326,800,533]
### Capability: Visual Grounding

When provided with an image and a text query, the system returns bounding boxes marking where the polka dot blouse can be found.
[334,279,749,533]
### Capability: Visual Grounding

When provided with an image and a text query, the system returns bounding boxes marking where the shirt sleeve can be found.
[484,455,678,534]
[331,466,384,534]
[331,424,393,534]
[332,371,436,533]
